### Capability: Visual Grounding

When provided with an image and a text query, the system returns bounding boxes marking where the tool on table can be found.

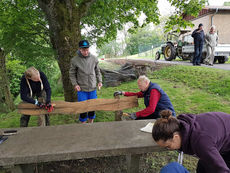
[3,130,17,136]
[0,129,18,144]
[0,135,8,144]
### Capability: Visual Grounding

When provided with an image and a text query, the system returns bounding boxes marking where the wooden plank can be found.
[17,96,138,115]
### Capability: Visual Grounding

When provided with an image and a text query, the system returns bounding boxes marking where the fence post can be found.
[114,95,123,121]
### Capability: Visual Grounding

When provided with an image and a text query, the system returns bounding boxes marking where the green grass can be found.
[1,64,230,172]
[151,65,230,101]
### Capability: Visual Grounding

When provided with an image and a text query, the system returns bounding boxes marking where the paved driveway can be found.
[155,60,230,71]
[106,58,230,71]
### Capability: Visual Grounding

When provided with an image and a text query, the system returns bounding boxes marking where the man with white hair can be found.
[204,25,218,66]
[114,75,175,120]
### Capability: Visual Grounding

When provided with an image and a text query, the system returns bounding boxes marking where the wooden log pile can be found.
[101,63,148,87]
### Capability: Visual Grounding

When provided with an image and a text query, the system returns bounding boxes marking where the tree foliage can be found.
[6,59,26,97]
[224,2,230,6]
[0,0,57,104]
[164,0,207,32]
[0,0,54,61]
[97,40,123,58]
[81,0,160,47]
[0,0,207,102]
[125,25,164,55]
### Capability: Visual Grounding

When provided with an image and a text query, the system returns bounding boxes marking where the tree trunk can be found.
[38,0,81,101]
[0,49,15,111]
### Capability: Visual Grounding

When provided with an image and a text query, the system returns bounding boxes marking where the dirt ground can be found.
[0,153,169,173]
[36,154,160,173]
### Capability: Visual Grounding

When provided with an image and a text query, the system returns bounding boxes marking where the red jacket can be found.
[124,89,160,118]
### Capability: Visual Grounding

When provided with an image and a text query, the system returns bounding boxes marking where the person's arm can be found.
[40,71,51,104]
[205,34,210,46]
[193,135,230,173]
[20,77,36,104]
[136,89,161,118]
[124,91,144,98]
[69,58,78,87]
[216,34,219,46]
[95,60,102,83]
[192,29,197,38]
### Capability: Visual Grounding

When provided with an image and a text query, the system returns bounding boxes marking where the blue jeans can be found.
[77,90,97,122]
[193,42,203,65]
[160,162,189,173]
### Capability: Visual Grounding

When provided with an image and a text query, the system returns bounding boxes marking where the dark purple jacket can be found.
[178,112,230,173]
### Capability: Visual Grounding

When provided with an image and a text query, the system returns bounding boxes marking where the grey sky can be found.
[158,0,230,15]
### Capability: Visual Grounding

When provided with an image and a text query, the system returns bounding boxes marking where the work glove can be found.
[35,100,46,109]
[45,103,54,112]
[128,112,137,120]
[122,112,137,120]
[113,91,123,97]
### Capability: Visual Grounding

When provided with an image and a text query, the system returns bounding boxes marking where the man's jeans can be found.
[193,42,203,65]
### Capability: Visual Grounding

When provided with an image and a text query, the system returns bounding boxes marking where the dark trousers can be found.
[193,42,203,65]
[196,151,230,173]
[20,114,50,127]
[20,90,50,127]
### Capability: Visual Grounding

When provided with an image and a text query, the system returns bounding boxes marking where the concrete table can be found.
[0,120,160,173]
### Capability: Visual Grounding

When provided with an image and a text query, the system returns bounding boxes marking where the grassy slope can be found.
[0,63,230,172]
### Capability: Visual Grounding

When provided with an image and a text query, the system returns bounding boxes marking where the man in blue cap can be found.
[192,23,205,66]
[69,40,102,123]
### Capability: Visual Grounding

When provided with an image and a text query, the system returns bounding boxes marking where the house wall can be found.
[188,13,230,44]
[212,14,230,44]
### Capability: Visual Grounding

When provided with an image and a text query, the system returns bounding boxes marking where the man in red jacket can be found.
[114,75,175,120]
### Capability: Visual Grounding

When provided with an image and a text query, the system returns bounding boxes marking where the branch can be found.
[79,0,97,18]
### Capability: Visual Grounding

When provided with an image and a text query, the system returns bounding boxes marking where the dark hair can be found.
[152,110,180,142]
[198,23,203,28]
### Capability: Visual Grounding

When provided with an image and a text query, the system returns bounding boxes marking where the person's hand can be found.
[128,112,137,120]
[45,103,54,112]
[35,102,46,109]
[74,85,81,91]
[113,91,124,97]
[123,112,137,120]
[98,82,103,90]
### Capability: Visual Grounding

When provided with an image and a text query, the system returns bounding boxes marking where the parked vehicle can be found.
[155,30,230,63]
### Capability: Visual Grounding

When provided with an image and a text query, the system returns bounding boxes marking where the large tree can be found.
[0,0,207,102]
[37,0,206,101]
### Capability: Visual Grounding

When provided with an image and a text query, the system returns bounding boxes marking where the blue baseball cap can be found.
[79,40,90,48]
[198,23,203,27]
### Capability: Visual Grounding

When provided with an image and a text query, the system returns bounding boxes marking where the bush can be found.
[6,59,26,98]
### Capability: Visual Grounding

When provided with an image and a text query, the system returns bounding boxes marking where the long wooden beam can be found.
[17,96,138,115]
